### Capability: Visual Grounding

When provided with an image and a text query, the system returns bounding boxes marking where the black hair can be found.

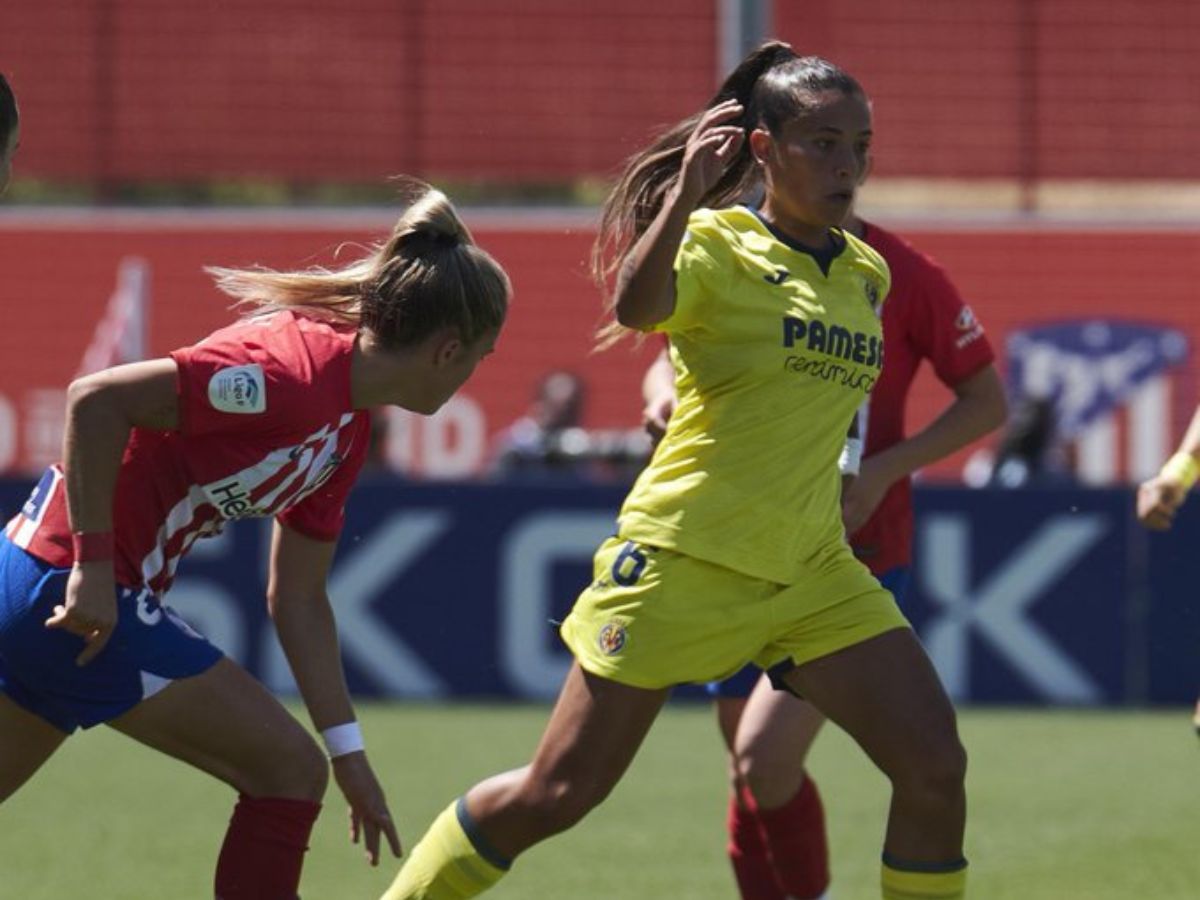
[0,73,18,146]
[592,43,864,288]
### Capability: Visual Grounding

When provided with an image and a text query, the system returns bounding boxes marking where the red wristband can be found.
[72,531,114,563]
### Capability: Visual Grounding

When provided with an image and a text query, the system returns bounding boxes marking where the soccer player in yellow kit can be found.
[382,42,969,900]
[1136,404,1200,735]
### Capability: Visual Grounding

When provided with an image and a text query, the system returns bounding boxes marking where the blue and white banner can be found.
[1004,319,1192,484]
[0,478,1194,705]
[1006,320,1188,438]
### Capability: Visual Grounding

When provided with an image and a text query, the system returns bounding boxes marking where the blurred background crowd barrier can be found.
[4,0,1200,202]
[1,0,1198,704]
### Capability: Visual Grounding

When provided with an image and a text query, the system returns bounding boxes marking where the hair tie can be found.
[408,228,458,249]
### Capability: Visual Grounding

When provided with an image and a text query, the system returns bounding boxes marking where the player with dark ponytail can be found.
[384,42,970,900]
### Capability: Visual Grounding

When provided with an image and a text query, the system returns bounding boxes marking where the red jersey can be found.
[5,310,370,593]
[849,222,995,575]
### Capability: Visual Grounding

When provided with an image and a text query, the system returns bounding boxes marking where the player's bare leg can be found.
[109,657,326,799]
[464,662,669,857]
[716,694,750,756]
[111,657,327,899]
[784,628,968,899]
[383,663,669,899]
[734,678,825,808]
[0,693,68,803]
[729,678,830,900]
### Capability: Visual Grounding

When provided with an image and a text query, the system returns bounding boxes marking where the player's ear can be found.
[432,332,464,368]
[749,127,772,166]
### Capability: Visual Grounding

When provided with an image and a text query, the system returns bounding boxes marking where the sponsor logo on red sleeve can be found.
[955,305,986,349]
[208,365,266,414]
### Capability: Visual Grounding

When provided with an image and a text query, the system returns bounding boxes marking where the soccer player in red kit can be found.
[0,180,510,899]
[643,212,1006,900]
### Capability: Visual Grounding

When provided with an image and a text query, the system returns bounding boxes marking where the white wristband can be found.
[839,437,864,476]
[321,722,364,759]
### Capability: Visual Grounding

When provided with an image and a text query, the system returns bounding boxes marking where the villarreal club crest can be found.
[597,622,628,656]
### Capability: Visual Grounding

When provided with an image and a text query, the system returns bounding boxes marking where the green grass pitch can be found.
[1,704,1197,898]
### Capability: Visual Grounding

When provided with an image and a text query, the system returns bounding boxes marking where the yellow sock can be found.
[381,799,510,900]
[881,855,968,899]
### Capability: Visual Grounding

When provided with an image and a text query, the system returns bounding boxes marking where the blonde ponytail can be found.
[208,177,510,348]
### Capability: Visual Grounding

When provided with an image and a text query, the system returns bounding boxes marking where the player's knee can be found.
[247,731,329,801]
[734,734,809,808]
[896,733,967,803]
[930,728,967,785]
[736,746,792,799]
[524,775,610,834]
[940,736,969,790]
[286,734,330,801]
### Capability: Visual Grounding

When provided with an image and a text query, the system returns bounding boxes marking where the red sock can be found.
[727,789,787,900]
[753,777,830,900]
[214,794,322,900]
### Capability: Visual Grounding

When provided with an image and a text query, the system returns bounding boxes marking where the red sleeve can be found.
[170,320,315,439]
[276,413,371,542]
[906,255,996,387]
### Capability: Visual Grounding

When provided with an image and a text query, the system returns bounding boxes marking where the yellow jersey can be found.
[618,206,890,585]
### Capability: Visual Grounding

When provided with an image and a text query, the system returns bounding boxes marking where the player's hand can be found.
[1136,475,1188,530]
[841,457,893,535]
[44,561,117,665]
[642,390,677,446]
[678,99,745,203]
[332,752,402,865]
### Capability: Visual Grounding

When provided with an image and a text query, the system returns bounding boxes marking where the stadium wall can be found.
[3,0,1198,185]
[1,212,1199,483]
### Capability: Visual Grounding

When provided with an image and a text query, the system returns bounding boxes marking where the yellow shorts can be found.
[560,536,910,690]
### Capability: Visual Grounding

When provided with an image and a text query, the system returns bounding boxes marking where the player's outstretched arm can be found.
[268,522,402,865]
[1137,404,1200,530]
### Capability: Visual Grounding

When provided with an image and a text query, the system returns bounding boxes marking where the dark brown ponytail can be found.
[590,41,799,290]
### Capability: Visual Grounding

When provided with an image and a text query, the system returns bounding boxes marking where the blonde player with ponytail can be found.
[0,179,510,899]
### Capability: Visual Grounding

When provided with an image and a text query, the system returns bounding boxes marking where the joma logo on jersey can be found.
[782,316,883,368]
[208,479,258,519]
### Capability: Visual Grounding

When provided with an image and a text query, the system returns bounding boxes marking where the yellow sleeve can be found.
[652,209,734,335]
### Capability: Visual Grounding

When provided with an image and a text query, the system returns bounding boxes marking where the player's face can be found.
[426,326,500,413]
[754,90,872,244]
[0,121,20,196]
